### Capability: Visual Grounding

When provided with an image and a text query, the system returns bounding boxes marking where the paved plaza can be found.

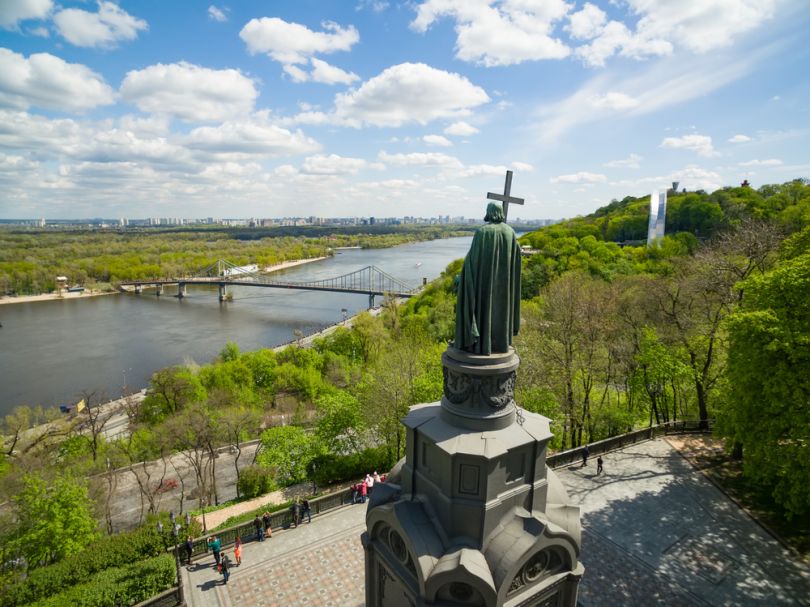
[184,437,810,606]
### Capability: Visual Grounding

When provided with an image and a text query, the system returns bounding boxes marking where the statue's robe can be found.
[454,221,521,355]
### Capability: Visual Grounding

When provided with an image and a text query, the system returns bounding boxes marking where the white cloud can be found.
[535,48,766,142]
[444,121,479,136]
[610,165,723,193]
[660,134,718,157]
[120,62,258,122]
[511,161,534,172]
[53,1,147,48]
[240,17,358,67]
[574,20,671,67]
[411,0,570,66]
[739,158,782,167]
[590,91,639,110]
[356,0,390,13]
[550,171,607,184]
[728,134,752,143]
[573,0,775,67]
[334,62,489,127]
[0,0,52,28]
[301,154,367,175]
[208,5,227,22]
[423,134,452,147]
[566,2,606,40]
[625,0,777,55]
[310,58,359,85]
[456,163,509,178]
[604,153,642,169]
[184,117,320,158]
[282,64,310,83]
[0,48,115,112]
[378,151,462,168]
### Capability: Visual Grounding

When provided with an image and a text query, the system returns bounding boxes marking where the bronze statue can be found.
[454,201,521,355]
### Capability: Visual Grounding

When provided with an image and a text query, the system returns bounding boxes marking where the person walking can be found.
[207,536,221,566]
[597,456,604,475]
[184,535,194,566]
[234,535,242,566]
[220,554,231,584]
[373,471,381,485]
[365,472,375,494]
[581,445,590,467]
[253,515,264,542]
[291,500,301,528]
[302,498,312,524]
[360,479,368,503]
[263,511,273,538]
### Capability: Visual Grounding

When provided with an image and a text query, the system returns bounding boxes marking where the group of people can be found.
[351,471,384,504]
[289,498,311,527]
[580,446,604,475]
[204,534,241,584]
[253,511,273,542]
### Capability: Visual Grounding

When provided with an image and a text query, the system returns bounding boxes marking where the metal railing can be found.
[546,419,714,469]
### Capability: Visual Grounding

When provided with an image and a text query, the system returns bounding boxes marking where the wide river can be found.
[0,236,472,415]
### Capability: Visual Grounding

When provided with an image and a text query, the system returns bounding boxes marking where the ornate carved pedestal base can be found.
[363,345,584,607]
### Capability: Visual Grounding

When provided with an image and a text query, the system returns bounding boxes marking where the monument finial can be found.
[487,170,525,222]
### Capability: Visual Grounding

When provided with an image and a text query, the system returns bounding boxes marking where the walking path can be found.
[183,437,810,606]
[183,503,366,607]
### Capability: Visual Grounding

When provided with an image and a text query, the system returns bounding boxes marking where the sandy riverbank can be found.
[263,256,327,273]
[0,257,329,306]
[0,289,117,306]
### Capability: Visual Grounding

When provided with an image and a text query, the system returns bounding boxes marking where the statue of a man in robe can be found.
[454,202,521,355]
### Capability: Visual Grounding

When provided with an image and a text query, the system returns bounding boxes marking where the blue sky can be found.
[0,0,808,220]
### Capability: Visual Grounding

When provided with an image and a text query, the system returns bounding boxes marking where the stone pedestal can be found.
[363,346,583,607]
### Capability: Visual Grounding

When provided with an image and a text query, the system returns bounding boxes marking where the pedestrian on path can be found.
[360,479,368,503]
[207,536,221,566]
[597,456,604,475]
[302,498,312,523]
[263,511,273,538]
[184,535,194,566]
[581,445,590,467]
[234,535,242,566]
[365,472,375,494]
[351,483,360,504]
[291,499,301,527]
[254,515,264,542]
[220,554,231,584]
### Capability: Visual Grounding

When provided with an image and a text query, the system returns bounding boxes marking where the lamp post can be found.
[168,512,184,605]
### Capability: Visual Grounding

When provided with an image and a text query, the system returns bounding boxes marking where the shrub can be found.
[310,446,395,486]
[237,465,276,498]
[28,554,175,607]
[2,523,166,607]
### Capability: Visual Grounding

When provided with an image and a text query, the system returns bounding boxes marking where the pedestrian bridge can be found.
[118,259,419,307]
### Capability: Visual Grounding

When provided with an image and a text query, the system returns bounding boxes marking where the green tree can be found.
[720,248,810,517]
[9,474,98,569]
[315,392,365,455]
[257,426,319,486]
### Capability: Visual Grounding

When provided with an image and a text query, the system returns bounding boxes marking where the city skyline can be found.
[1,0,808,219]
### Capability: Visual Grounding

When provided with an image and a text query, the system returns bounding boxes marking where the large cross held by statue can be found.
[487,170,524,222]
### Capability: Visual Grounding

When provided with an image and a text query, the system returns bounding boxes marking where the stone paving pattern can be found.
[184,438,810,607]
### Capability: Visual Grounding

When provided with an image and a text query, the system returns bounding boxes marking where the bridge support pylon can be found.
[218,283,228,302]
[178,283,186,298]
[156,284,163,296]
[368,293,375,309]
[134,284,142,294]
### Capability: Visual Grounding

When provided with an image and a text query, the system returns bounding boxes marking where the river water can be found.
[0,236,472,414]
